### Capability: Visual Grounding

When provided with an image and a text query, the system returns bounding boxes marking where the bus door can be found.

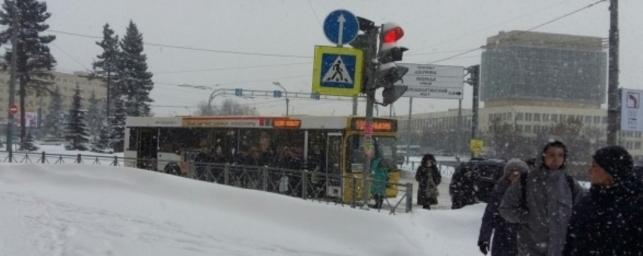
[325,132,342,197]
[138,128,158,170]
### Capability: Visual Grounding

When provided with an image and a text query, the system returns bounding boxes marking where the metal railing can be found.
[0,150,415,214]
[190,162,414,214]
[0,150,123,166]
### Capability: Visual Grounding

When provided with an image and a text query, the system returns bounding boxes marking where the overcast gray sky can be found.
[41,0,643,117]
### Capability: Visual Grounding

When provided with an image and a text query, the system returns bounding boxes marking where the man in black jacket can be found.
[564,145,643,255]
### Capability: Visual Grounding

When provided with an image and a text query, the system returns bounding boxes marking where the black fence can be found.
[0,150,414,214]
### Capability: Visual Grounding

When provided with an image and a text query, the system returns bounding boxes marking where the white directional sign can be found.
[405,86,463,99]
[396,63,464,99]
[621,88,643,131]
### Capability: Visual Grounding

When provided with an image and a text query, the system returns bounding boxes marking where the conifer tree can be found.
[64,86,89,150]
[22,131,37,151]
[0,0,56,148]
[117,21,153,117]
[42,86,64,139]
[92,23,119,119]
[91,120,111,153]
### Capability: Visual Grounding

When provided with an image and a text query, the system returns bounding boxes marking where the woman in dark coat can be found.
[564,145,643,255]
[477,159,528,255]
[415,154,441,209]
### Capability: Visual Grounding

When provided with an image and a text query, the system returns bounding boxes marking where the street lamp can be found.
[272,81,289,116]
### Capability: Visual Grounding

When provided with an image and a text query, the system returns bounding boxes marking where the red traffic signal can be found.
[382,23,404,43]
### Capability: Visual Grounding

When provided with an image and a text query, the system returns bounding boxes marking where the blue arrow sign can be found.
[234,88,243,96]
[323,9,358,45]
[273,90,282,98]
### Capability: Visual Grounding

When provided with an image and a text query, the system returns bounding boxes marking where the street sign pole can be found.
[5,9,18,162]
[362,24,379,209]
[406,97,413,164]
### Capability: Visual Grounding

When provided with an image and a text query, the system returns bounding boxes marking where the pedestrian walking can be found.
[415,154,441,209]
[478,159,528,255]
[564,145,643,255]
[499,140,583,256]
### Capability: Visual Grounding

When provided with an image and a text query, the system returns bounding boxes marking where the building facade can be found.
[398,31,643,157]
[0,70,106,132]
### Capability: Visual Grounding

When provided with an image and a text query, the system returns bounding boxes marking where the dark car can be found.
[449,158,506,209]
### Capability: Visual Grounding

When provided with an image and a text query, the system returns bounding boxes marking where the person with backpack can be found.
[478,159,528,255]
[415,154,441,209]
[564,145,643,255]
[499,140,584,256]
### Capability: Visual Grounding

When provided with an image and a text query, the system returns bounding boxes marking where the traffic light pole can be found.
[362,25,379,209]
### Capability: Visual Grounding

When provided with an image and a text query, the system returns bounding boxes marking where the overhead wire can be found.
[155,62,312,75]
[413,0,572,54]
[49,29,312,59]
[426,0,607,64]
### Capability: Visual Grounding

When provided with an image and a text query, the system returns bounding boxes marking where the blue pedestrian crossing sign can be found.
[312,46,363,97]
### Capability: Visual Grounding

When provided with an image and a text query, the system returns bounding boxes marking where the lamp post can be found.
[272,81,289,116]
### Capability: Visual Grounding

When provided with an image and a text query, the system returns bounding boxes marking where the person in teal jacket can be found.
[370,156,390,209]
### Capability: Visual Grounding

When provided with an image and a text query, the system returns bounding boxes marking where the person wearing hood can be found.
[415,154,441,209]
[499,140,584,256]
[564,145,643,255]
[478,159,528,255]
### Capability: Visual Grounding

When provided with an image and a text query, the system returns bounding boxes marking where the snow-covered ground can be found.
[0,163,484,256]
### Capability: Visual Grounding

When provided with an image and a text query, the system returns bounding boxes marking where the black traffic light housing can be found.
[377,22,409,106]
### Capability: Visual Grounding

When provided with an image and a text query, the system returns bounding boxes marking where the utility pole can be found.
[466,65,480,146]
[5,2,18,161]
[362,24,378,208]
[607,0,619,145]
[405,97,413,163]
[106,70,111,119]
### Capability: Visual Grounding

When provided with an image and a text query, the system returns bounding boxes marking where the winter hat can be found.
[502,158,529,179]
[592,145,634,181]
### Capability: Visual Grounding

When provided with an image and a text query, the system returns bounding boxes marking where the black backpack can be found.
[520,172,578,210]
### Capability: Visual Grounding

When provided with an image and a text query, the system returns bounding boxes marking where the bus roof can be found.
[125,115,351,130]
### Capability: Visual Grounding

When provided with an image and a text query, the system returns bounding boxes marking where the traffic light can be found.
[349,16,378,92]
[466,65,479,86]
[377,22,409,106]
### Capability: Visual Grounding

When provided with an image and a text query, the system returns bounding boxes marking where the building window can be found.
[534,113,541,122]
[602,117,608,124]
[525,113,532,122]
[594,116,600,124]
[636,142,641,150]
[516,113,523,121]
[551,114,558,122]
[543,114,549,122]
[584,115,592,124]
[525,125,532,133]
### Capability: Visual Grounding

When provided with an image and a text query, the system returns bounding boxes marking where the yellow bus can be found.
[124,115,402,203]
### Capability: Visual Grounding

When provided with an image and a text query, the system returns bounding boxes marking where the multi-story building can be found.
[398,31,643,157]
[0,70,106,133]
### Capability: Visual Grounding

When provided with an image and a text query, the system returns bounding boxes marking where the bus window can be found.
[346,135,398,172]
[127,127,140,151]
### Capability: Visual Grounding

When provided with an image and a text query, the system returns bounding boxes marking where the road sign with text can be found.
[396,63,464,99]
